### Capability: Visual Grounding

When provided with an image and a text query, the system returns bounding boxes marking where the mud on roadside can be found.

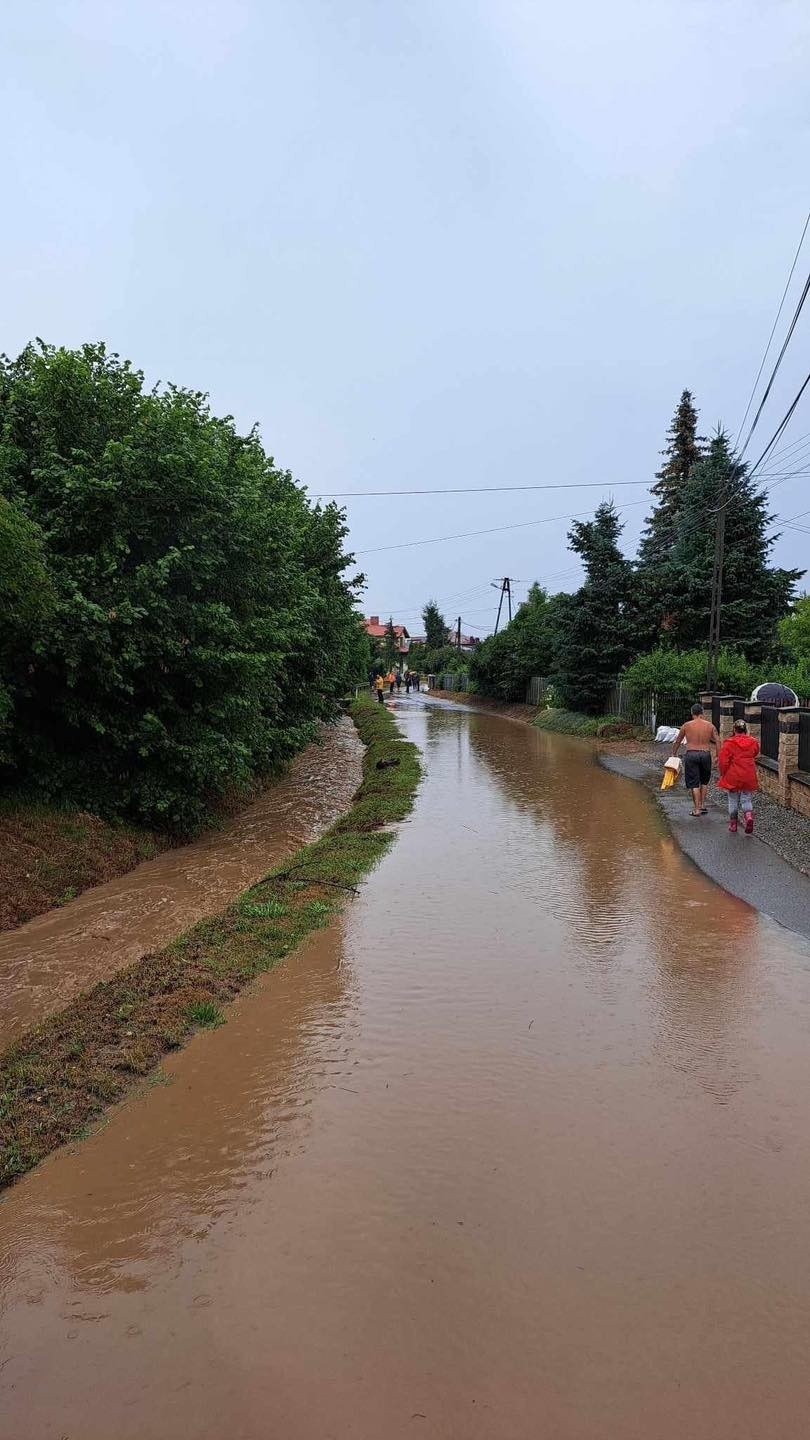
[0,698,421,1188]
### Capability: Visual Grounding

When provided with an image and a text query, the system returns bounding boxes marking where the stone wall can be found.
[702,693,810,816]
[789,773,810,820]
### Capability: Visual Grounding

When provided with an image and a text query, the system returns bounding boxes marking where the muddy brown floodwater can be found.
[4,698,810,1439]
[0,719,363,1051]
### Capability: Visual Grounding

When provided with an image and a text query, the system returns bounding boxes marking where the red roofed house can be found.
[365,615,411,660]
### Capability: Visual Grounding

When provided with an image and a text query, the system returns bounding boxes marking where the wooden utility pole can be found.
[456,616,462,652]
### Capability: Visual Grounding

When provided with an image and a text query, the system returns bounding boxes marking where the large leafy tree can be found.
[0,495,54,758]
[779,593,810,660]
[471,584,555,701]
[0,341,363,831]
[554,502,633,712]
[662,431,801,659]
[422,598,447,651]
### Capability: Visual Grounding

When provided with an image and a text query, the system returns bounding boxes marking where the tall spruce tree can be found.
[422,598,447,651]
[554,502,633,712]
[664,431,802,659]
[383,616,399,667]
[635,390,705,649]
[639,389,705,564]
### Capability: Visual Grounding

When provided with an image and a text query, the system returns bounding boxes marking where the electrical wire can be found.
[354,500,649,555]
[734,208,810,447]
[312,480,651,498]
[748,368,810,475]
[738,274,810,459]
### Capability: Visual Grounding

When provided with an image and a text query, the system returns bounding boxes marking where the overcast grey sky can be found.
[4,0,810,634]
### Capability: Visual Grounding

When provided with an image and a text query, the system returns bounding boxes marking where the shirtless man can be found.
[671,702,722,817]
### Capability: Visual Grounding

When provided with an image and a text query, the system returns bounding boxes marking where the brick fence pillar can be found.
[743,703,761,744]
[778,708,800,807]
[719,695,744,740]
[699,691,716,711]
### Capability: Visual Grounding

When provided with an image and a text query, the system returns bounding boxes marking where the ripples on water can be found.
[3,699,810,1439]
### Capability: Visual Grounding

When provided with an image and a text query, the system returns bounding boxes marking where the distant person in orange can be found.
[670,702,721,817]
[375,674,386,705]
[388,670,396,696]
[718,719,759,834]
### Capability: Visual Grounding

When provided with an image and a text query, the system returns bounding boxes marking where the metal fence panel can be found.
[760,705,780,761]
[799,711,810,773]
[652,693,694,729]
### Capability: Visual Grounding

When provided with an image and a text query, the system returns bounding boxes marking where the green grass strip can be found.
[533,708,649,739]
[0,696,420,1188]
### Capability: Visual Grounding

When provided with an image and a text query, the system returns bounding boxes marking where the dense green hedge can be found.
[0,342,367,832]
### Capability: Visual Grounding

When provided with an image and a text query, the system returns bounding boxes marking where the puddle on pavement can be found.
[0,718,363,1050]
[3,700,810,1439]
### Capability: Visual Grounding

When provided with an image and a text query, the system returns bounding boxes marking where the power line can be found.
[355,499,649,555]
[314,480,651,498]
[737,267,810,459]
[748,367,810,475]
[734,208,810,447]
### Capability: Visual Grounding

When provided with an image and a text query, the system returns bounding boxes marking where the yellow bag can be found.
[661,756,681,790]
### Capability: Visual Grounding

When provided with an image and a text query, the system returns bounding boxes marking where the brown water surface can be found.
[3,698,810,1438]
[0,719,362,1049]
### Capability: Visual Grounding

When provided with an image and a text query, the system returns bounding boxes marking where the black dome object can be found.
[750,682,799,707]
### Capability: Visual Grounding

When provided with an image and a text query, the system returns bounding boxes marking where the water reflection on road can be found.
[3,698,810,1439]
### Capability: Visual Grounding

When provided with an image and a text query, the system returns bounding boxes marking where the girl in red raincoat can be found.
[718,719,760,834]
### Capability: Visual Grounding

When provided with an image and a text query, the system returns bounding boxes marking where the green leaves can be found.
[0,342,363,832]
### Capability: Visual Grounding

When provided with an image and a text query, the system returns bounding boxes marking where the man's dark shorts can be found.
[684,750,712,789]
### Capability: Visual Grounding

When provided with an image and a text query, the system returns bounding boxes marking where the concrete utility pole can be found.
[456,616,462,652]
[492,578,513,634]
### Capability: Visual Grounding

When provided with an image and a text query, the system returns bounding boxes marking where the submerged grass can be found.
[0,697,420,1188]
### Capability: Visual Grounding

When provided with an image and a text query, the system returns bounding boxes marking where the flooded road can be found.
[0,719,363,1050]
[4,698,810,1438]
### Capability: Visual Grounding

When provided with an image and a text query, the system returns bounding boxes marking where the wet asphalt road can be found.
[601,752,810,943]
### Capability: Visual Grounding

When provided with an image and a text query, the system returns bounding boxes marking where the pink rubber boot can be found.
[744,811,754,836]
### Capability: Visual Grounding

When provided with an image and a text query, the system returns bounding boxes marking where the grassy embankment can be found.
[429,690,649,740]
[533,708,648,740]
[0,804,163,932]
[0,696,420,1188]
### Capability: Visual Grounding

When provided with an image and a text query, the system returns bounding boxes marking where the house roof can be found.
[365,617,410,641]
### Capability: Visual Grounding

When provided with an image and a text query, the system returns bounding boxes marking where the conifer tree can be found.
[383,616,398,667]
[635,390,705,648]
[664,432,801,659]
[639,389,705,563]
[422,599,447,652]
[554,502,633,712]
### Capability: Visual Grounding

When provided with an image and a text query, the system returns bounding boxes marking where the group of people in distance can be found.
[670,702,760,834]
[371,669,421,705]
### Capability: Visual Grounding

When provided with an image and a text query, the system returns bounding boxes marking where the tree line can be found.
[464,391,806,709]
[0,342,368,833]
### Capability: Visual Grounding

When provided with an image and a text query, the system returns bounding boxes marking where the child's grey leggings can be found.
[727,790,753,817]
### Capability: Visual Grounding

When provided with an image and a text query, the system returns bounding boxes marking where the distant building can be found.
[365,616,411,659]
